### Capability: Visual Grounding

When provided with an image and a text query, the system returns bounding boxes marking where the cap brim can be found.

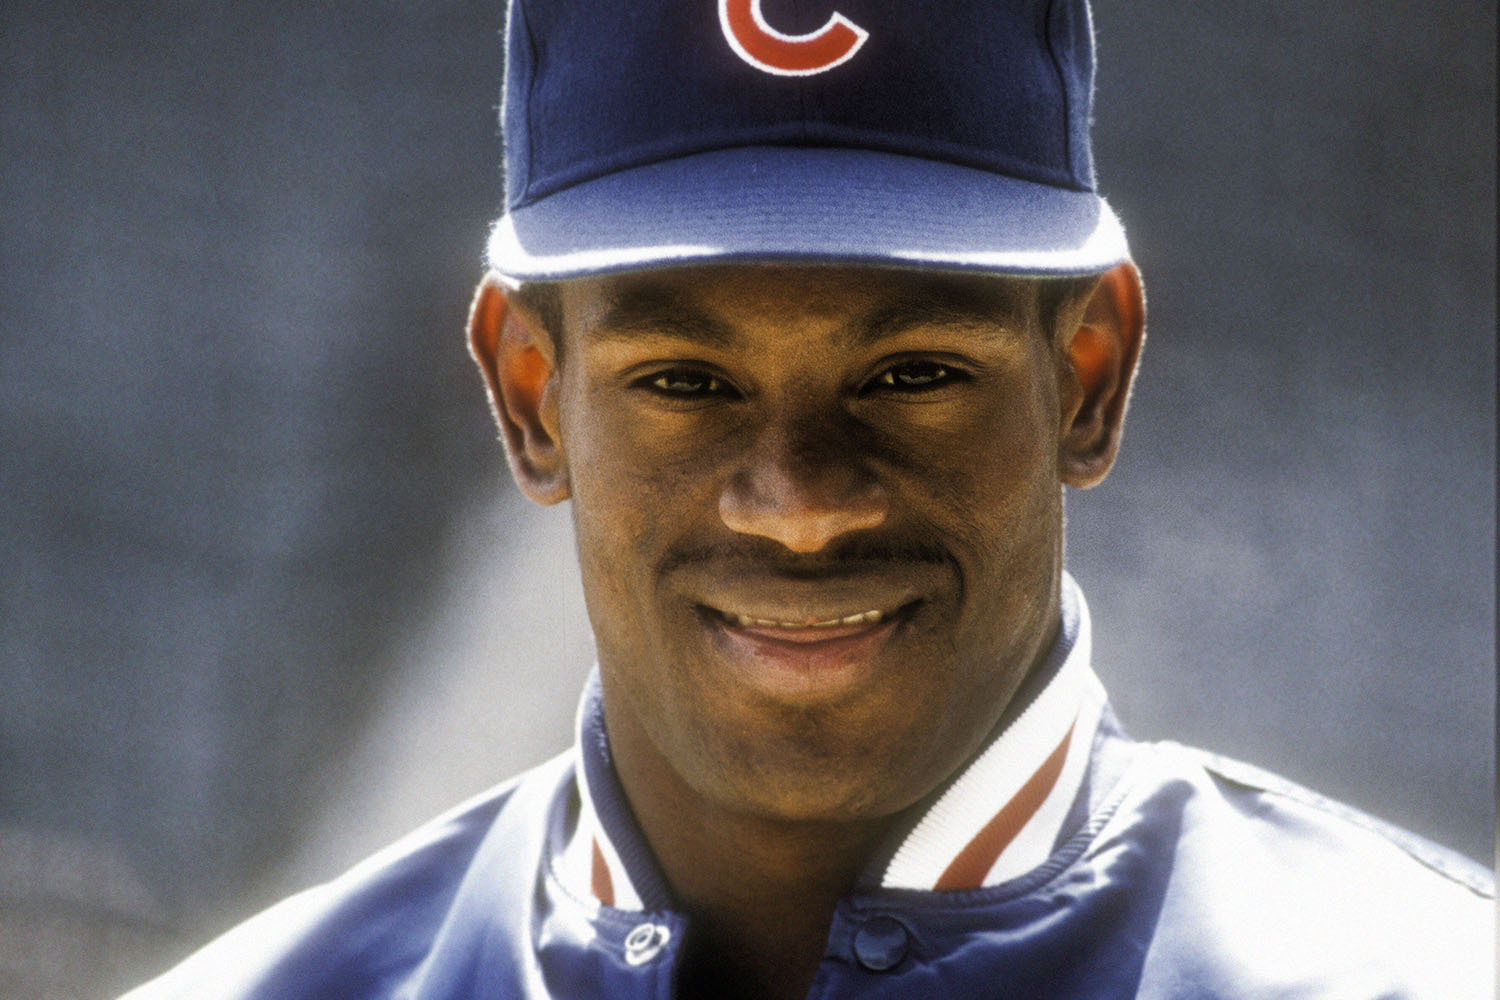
[488,146,1127,281]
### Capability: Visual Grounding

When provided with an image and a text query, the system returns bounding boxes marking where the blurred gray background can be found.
[1,2,1493,996]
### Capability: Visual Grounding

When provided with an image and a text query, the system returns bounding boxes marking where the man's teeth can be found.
[727,610,884,629]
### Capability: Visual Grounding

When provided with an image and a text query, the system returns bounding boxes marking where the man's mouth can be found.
[672,561,942,697]
[699,598,919,686]
[720,608,887,629]
[706,604,907,649]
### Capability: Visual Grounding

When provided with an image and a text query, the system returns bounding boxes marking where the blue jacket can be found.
[126,681,1492,999]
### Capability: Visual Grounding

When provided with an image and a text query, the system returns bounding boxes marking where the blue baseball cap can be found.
[487,0,1128,280]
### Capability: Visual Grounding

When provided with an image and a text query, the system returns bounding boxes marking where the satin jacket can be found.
[126,591,1493,999]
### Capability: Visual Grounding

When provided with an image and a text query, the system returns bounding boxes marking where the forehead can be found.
[555,266,1041,347]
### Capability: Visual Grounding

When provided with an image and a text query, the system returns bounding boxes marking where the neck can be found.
[622,766,890,1000]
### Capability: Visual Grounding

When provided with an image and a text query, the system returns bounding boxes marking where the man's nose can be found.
[718,418,889,553]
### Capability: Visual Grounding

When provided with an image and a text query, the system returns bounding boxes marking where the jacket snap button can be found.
[623,922,671,966]
[853,915,909,972]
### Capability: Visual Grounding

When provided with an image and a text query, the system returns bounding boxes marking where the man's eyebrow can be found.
[844,283,1030,348]
[591,285,739,347]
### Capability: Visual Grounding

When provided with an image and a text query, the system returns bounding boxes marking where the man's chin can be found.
[675,697,961,829]
[705,759,922,829]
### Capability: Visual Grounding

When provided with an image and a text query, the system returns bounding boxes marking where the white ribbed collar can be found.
[879,575,1103,889]
[563,573,1105,908]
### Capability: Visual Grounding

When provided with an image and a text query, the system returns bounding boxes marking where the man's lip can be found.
[701,601,915,700]
[704,602,914,644]
[719,607,887,630]
[672,563,943,697]
[669,560,936,614]
[683,569,928,625]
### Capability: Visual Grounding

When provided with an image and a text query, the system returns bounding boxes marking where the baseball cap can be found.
[487,0,1128,280]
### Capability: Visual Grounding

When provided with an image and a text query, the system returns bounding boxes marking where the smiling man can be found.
[462,262,1140,997]
[125,2,1491,999]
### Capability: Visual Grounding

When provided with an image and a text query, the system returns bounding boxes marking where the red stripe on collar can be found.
[591,837,615,908]
[933,720,1076,891]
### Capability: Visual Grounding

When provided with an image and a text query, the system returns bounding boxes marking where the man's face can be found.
[547,265,1077,824]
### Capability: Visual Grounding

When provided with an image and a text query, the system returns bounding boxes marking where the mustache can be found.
[658,535,952,579]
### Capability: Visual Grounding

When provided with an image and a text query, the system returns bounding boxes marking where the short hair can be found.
[511,280,564,359]
[1034,274,1102,346]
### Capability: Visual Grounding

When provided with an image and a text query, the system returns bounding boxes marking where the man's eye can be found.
[640,368,735,398]
[873,361,962,391]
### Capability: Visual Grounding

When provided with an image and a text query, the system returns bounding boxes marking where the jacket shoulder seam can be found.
[1161,742,1493,898]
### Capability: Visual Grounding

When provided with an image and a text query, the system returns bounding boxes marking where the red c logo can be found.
[718,0,869,76]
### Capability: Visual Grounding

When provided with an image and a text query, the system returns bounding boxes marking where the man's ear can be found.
[1058,261,1146,489]
[467,274,570,505]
